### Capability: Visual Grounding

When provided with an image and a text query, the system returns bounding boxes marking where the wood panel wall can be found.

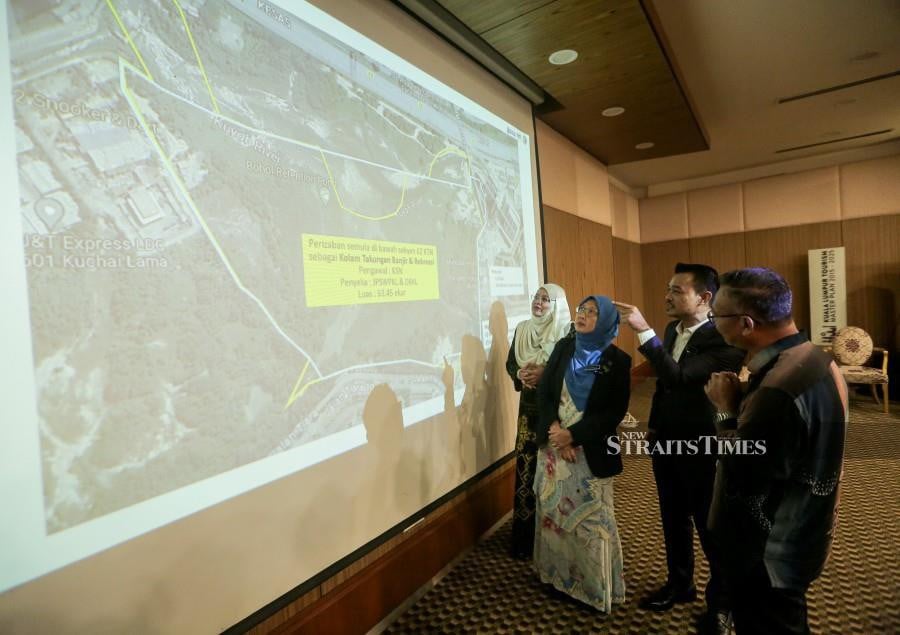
[744,222,843,331]
[640,239,690,334]
[542,205,584,317]
[543,206,643,366]
[640,215,899,351]
[612,237,644,364]
[688,233,747,278]
[578,218,615,301]
[842,214,900,350]
[639,225,842,334]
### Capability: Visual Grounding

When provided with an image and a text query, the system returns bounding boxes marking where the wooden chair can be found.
[830,326,890,414]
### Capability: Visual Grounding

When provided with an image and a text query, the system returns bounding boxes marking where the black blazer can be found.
[534,336,631,478]
[639,320,744,440]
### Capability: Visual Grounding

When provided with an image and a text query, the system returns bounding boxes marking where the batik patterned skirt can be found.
[533,384,626,612]
[511,409,539,558]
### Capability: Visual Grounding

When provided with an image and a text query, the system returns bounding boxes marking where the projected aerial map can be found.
[9,0,535,532]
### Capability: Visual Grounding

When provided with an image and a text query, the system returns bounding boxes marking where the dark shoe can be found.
[697,609,733,635]
[638,584,697,611]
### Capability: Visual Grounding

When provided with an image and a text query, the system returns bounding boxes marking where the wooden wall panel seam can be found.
[685,191,692,238]
[741,181,748,239]
[837,163,843,219]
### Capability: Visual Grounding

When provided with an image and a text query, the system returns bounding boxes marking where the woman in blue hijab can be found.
[532,295,632,612]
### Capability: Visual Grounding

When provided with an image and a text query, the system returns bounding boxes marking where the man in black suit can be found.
[615,263,744,635]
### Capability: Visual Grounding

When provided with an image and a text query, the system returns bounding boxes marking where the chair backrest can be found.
[832,326,873,365]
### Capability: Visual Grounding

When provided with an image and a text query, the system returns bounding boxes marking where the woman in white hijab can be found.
[505,283,571,559]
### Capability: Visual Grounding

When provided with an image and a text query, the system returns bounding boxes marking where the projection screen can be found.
[0,0,542,631]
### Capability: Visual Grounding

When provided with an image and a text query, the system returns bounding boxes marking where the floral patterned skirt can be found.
[533,445,626,612]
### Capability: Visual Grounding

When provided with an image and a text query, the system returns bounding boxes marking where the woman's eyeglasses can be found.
[532,294,553,303]
[576,306,598,317]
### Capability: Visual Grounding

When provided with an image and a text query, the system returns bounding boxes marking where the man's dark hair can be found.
[674,262,719,298]
[719,268,793,324]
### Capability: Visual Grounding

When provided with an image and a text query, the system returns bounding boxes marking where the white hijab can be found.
[513,283,571,366]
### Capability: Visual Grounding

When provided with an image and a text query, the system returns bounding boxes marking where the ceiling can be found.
[431,0,900,189]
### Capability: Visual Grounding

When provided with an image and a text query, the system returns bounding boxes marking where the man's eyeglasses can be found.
[707,310,755,323]
[576,306,598,317]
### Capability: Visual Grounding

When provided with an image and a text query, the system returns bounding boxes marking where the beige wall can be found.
[639,154,900,242]
[636,154,900,349]
[536,120,640,240]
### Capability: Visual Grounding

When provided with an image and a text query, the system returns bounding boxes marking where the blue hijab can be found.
[565,295,619,411]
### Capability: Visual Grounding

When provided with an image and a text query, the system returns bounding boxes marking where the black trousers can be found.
[728,563,810,634]
[652,452,727,611]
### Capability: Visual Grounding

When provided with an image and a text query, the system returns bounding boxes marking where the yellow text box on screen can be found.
[302,233,439,307]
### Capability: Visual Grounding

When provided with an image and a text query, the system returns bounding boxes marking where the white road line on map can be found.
[120,61,470,190]
[119,58,324,377]
[118,59,489,390]
[312,358,447,384]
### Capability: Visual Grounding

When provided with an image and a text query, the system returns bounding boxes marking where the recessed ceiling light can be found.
[602,106,625,117]
[548,49,578,65]
[635,142,654,150]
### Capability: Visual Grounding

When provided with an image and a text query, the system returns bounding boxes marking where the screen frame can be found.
[0,0,547,629]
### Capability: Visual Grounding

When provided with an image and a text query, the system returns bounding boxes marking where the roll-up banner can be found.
[808,247,847,345]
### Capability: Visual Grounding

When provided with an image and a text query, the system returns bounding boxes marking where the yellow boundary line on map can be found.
[284,358,447,411]
[285,376,322,408]
[283,360,311,410]
[318,145,469,221]
[117,54,476,409]
[107,1,471,223]
[172,0,220,114]
[428,146,470,180]
[283,145,471,402]
[104,0,154,81]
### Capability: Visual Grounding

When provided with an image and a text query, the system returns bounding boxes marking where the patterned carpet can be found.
[385,380,900,634]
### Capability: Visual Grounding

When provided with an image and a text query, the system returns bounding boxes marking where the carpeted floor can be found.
[385,379,900,634]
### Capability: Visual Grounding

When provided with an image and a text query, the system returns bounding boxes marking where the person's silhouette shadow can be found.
[361,383,405,514]
[440,355,464,485]
[460,334,488,473]
[483,301,512,463]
